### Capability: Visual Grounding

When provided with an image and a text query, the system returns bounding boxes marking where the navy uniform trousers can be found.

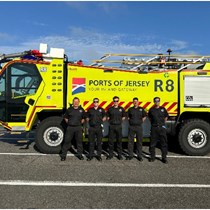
[61,126,83,158]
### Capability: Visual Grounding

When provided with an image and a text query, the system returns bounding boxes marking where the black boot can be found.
[117,155,123,160]
[126,156,133,160]
[87,156,93,161]
[106,155,113,160]
[61,156,66,161]
[149,157,155,162]
[78,155,84,160]
[137,156,143,162]
[162,158,168,164]
[96,156,102,161]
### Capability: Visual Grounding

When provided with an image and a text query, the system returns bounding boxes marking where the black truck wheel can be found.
[35,116,65,154]
[178,119,210,156]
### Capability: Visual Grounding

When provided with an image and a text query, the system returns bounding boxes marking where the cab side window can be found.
[9,63,42,98]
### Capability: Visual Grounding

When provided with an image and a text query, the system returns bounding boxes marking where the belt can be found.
[152,125,163,127]
[90,125,102,128]
[68,125,81,127]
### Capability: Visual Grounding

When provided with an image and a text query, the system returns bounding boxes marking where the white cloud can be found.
[96,2,127,14]
[0,32,16,42]
[33,21,48,27]
[169,40,188,51]
[65,2,127,14]
[65,2,88,12]
[0,28,194,64]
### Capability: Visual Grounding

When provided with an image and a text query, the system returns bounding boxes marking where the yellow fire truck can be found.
[0,43,210,155]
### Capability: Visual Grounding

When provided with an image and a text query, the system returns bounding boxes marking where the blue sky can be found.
[0,1,210,63]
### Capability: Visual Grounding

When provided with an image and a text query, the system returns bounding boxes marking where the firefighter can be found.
[86,98,106,161]
[148,97,169,164]
[60,97,85,161]
[126,97,147,161]
[106,96,126,160]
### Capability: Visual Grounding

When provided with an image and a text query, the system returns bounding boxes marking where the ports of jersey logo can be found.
[72,78,86,95]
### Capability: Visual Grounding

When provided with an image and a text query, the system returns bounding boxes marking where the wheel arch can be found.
[178,111,210,124]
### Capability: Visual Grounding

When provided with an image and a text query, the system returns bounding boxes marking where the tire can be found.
[178,119,210,156]
[35,116,65,154]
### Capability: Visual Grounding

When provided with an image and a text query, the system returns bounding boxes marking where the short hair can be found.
[113,96,119,101]
[133,97,138,101]
[154,97,160,102]
[73,97,80,102]
[93,97,99,102]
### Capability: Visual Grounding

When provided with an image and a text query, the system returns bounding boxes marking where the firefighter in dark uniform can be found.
[86,98,106,161]
[148,97,169,164]
[126,97,147,161]
[60,97,85,161]
[106,96,126,160]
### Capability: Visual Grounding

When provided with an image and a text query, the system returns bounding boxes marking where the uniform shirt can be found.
[107,106,126,125]
[148,106,169,126]
[87,107,106,127]
[64,105,85,126]
[128,106,147,126]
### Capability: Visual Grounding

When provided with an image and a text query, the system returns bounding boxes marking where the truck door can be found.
[4,62,42,122]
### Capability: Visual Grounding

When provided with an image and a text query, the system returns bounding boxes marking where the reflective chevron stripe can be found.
[83,101,178,115]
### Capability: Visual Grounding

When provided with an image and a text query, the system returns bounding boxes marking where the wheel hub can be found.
[49,132,59,141]
[188,129,207,149]
[43,127,64,147]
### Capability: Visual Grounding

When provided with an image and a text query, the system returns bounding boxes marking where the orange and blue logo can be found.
[72,78,86,95]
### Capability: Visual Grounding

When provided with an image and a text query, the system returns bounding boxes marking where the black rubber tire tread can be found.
[178,119,210,156]
[35,116,64,154]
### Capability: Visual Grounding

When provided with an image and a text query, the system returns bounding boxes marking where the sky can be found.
[0,1,210,64]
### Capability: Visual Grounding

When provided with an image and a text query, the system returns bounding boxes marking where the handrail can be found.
[102,53,210,58]
[91,53,210,71]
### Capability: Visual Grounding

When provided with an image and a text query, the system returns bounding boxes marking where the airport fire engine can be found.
[0,43,210,155]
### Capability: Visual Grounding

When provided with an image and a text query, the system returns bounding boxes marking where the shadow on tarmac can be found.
[0,131,185,156]
[0,131,34,150]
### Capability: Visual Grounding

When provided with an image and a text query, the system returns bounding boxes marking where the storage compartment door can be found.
[184,76,210,107]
